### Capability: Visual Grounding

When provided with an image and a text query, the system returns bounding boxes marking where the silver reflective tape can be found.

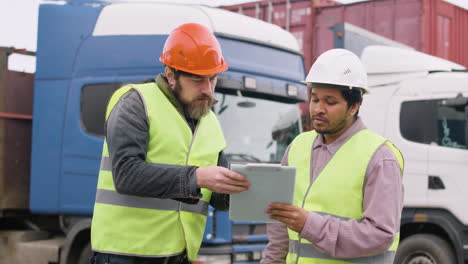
[180,201,209,216]
[315,211,354,221]
[100,156,112,171]
[289,240,395,264]
[95,189,209,216]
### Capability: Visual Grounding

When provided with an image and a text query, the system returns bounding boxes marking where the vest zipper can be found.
[295,139,317,264]
[179,120,200,257]
[296,183,313,264]
[185,122,199,165]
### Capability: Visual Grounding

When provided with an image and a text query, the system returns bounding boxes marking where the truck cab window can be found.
[81,83,122,137]
[213,92,301,164]
[400,100,437,144]
[401,99,467,149]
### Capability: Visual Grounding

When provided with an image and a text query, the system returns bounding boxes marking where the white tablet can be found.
[229,163,296,222]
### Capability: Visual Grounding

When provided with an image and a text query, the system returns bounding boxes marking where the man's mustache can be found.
[312,115,329,123]
[312,114,326,120]
[197,95,212,100]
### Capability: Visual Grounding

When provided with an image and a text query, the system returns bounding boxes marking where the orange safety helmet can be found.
[159,23,228,76]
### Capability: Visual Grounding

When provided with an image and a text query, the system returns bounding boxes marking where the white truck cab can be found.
[360,45,468,264]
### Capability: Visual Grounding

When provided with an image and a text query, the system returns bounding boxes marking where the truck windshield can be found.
[213,92,301,164]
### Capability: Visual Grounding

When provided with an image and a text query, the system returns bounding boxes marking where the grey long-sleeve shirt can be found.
[261,118,404,262]
[105,74,229,209]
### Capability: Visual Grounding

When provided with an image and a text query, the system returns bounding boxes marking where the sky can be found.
[1,0,467,72]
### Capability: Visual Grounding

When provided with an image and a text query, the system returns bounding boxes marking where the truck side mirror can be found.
[440,93,468,112]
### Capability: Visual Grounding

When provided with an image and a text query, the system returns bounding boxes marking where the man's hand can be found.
[265,203,308,233]
[196,166,250,194]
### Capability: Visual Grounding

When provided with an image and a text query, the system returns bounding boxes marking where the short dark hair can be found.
[167,66,199,80]
[341,88,362,111]
[310,82,363,116]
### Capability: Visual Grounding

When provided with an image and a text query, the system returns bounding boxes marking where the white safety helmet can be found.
[303,49,370,94]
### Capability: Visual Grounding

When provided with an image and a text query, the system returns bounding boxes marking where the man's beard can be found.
[312,114,349,135]
[174,81,215,119]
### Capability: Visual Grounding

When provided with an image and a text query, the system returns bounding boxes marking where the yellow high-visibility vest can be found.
[286,129,403,264]
[91,83,225,261]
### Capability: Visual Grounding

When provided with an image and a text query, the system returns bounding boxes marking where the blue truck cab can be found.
[0,2,306,264]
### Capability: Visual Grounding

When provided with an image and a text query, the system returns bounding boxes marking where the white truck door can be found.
[388,86,431,207]
[361,83,430,206]
[427,73,468,225]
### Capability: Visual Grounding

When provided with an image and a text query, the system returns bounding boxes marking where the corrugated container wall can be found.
[222,0,468,70]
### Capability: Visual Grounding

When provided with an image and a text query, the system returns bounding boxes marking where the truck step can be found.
[16,236,64,264]
[0,231,50,264]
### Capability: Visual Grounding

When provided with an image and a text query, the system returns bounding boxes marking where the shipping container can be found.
[222,0,468,70]
[0,47,34,211]
[223,0,339,131]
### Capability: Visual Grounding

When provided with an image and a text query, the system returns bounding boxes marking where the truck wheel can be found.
[78,242,92,264]
[394,234,456,264]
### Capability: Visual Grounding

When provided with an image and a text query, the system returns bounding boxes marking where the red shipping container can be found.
[222,0,468,70]
[223,0,339,70]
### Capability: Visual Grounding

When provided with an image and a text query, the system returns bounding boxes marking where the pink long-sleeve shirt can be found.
[261,117,404,263]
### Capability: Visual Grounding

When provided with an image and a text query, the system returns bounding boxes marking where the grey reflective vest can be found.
[286,129,404,264]
[91,83,226,261]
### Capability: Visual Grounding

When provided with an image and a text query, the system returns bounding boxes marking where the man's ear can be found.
[165,67,176,88]
[349,102,361,117]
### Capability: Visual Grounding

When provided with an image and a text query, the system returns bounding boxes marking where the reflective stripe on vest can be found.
[286,129,404,264]
[95,189,209,216]
[91,83,226,261]
[288,212,400,263]
[289,240,396,263]
[98,156,208,214]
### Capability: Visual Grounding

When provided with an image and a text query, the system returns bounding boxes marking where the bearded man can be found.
[90,23,250,264]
